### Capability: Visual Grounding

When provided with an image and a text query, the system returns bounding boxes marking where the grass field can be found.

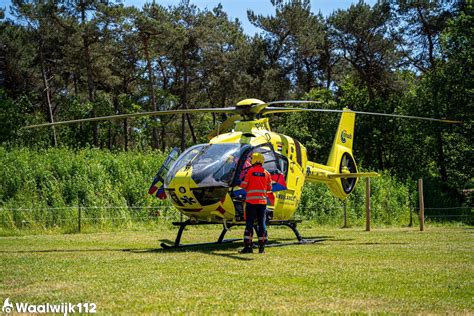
[0,224,472,314]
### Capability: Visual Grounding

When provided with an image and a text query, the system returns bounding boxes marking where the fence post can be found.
[365,177,371,232]
[353,195,357,218]
[418,178,425,231]
[78,205,82,233]
[409,197,413,227]
[343,200,347,228]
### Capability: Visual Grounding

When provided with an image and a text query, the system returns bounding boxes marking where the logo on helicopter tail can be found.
[340,130,352,143]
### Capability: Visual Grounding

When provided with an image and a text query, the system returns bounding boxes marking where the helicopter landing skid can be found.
[160,219,311,249]
[160,219,240,249]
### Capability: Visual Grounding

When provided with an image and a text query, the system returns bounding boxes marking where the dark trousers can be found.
[244,203,267,246]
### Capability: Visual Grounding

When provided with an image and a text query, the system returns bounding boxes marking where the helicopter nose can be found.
[173,185,201,208]
[192,187,228,205]
[166,169,200,208]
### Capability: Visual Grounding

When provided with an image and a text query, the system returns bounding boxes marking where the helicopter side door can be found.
[230,143,287,220]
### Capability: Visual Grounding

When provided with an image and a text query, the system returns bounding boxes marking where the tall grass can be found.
[298,173,412,226]
[1,147,420,231]
[0,147,175,231]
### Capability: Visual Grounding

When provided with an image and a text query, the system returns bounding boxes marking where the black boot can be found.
[239,245,253,254]
[258,243,265,254]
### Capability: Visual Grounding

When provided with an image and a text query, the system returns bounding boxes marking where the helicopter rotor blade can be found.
[261,107,462,124]
[265,100,323,106]
[238,100,323,115]
[23,107,240,129]
[208,114,242,139]
[258,100,323,112]
[246,100,323,115]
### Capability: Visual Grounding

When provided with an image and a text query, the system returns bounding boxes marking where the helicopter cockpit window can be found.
[165,143,248,188]
[165,145,204,187]
[237,144,288,182]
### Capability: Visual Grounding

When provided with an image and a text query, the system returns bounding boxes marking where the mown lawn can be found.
[0,224,472,314]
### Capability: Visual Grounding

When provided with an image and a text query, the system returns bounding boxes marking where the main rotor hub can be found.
[235,98,267,120]
[236,98,265,107]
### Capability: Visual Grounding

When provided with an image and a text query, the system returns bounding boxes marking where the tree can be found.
[248,0,330,96]
[329,1,399,101]
[391,0,455,72]
[329,1,402,170]
[417,4,473,187]
[8,0,76,146]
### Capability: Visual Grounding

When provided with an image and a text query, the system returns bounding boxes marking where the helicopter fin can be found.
[327,108,355,169]
[325,109,359,198]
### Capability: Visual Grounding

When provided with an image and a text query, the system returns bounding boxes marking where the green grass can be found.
[0,225,472,314]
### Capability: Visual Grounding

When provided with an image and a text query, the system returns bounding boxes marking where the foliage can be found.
[0,0,471,215]
[0,147,444,231]
[298,171,411,226]
[0,147,176,230]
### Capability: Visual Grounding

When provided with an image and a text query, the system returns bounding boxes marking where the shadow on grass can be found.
[0,236,333,261]
[341,242,409,245]
[124,235,333,261]
[132,240,252,261]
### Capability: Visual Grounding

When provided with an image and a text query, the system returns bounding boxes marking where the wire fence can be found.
[0,205,178,229]
[0,203,471,231]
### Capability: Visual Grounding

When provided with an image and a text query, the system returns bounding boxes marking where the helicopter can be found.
[26,98,460,248]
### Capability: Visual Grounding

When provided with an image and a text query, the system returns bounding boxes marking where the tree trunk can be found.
[160,123,166,152]
[416,6,436,70]
[181,60,196,149]
[80,0,98,147]
[143,33,159,149]
[435,129,448,182]
[123,118,128,151]
[186,113,196,143]
[326,56,332,90]
[180,114,185,151]
[73,73,78,95]
[377,142,384,170]
[39,38,57,147]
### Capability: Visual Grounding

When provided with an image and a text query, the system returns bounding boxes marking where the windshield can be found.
[165,143,246,187]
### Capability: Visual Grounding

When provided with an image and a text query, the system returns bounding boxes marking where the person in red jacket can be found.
[239,152,272,254]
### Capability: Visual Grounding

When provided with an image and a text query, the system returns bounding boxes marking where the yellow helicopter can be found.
[26,98,460,248]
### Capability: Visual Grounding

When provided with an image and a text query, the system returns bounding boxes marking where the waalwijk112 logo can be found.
[2,298,13,313]
[2,297,96,315]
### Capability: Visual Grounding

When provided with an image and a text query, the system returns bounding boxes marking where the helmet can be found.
[250,152,264,165]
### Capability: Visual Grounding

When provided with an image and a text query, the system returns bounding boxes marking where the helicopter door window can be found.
[275,153,288,179]
[257,147,279,174]
[244,144,282,175]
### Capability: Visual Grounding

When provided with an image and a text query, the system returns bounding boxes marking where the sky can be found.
[1,0,376,35]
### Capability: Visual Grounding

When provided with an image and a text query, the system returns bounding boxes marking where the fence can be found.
[0,203,471,232]
[423,207,473,219]
[0,205,178,232]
